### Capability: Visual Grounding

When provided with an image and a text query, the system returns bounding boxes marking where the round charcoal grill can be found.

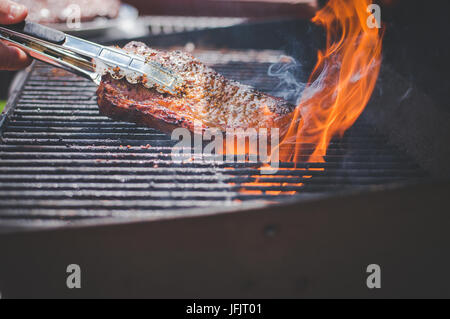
[0,47,426,230]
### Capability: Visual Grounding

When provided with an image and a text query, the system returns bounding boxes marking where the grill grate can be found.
[0,49,426,227]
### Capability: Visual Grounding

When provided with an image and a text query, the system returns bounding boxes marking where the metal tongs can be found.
[0,21,182,95]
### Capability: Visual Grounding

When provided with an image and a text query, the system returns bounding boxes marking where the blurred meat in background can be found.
[15,0,121,24]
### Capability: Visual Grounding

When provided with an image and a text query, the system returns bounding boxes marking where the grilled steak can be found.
[96,42,295,136]
[16,0,121,24]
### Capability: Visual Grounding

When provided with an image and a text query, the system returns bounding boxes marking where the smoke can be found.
[267,54,337,110]
[267,55,307,104]
[398,87,412,103]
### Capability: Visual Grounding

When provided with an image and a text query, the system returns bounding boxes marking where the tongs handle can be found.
[0,21,66,44]
[1,21,183,93]
[0,21,100,83]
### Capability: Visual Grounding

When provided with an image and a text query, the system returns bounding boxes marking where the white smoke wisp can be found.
[267,55,334,114]
[267,55,307,104]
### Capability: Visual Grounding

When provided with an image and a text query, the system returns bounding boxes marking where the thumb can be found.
[0,0,28,24]
[0,41,31,70]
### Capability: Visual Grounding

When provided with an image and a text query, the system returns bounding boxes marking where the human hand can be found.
[0,0,31,70]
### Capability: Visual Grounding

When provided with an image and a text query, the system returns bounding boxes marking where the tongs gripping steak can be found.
[97,42,295,135]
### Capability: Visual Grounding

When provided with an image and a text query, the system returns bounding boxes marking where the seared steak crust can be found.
[97,42,295,135]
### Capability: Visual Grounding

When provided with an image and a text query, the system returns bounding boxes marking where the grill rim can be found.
[0,179,437,235]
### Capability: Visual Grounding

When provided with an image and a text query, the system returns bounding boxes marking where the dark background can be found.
[379,0,450,112]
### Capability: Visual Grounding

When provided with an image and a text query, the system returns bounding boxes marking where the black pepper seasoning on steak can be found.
[96,42,295,136]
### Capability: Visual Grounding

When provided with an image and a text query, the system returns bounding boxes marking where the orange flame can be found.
[277,0,383,163]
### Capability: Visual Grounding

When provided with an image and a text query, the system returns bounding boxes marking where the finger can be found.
[0,41,31,70]
[0,0,28,24]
